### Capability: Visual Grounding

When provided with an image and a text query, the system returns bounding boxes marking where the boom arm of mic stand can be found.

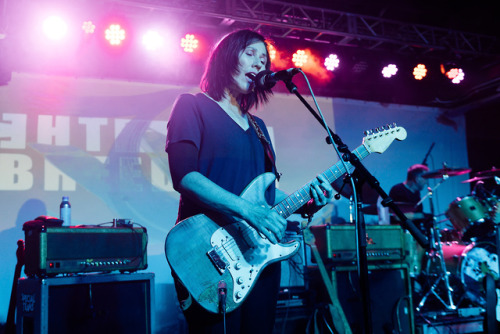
[284,79,430,249]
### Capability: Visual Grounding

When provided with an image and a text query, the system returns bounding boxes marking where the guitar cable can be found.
[218,280,227,334]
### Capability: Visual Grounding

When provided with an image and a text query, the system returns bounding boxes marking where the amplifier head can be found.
[24,226,148,277]
[309,224,406,264]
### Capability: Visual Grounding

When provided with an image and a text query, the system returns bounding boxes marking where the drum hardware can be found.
[416,222,458,312]
[416,174,449,208]
[415,181,458,312]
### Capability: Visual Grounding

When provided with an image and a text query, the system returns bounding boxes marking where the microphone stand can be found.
[282,78,429,334]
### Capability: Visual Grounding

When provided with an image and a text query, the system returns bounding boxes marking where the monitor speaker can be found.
[333,264,414,334]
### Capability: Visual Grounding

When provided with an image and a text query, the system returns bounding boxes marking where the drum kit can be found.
[411,166,500,313]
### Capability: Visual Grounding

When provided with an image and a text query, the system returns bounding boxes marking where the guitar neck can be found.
[272,144,370,219]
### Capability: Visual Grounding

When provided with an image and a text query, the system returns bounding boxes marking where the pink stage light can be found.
[143,30,163,51]
[43,16,68,40]
[413,64,427,80]
[181,34,199,53]
[105,24,126,46]
[382,64,398,78]
[440,63,464,83]
[292,50,308,67]
[450,68,465,84]
[324,54,340,71]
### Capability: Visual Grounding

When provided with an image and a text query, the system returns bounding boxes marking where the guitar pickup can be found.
[207,246,229,274]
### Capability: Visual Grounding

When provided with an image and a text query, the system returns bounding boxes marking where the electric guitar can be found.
[165,125,407,313]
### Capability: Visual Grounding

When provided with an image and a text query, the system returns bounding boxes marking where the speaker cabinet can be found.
[332,264,414,334]
[16,273,154,334]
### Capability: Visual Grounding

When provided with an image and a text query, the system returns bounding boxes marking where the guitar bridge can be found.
[207,246,229,274]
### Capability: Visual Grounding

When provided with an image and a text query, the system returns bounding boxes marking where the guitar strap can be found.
[247,113,281,182]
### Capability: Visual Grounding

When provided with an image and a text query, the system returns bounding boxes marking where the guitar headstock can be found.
[363,123,407,154]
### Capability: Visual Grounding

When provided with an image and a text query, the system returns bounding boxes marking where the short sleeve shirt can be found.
[165,93,276,221]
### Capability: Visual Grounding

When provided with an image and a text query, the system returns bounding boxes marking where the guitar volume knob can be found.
[237,277,244,284]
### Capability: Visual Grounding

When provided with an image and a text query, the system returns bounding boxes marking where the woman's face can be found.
[230,41,268,95]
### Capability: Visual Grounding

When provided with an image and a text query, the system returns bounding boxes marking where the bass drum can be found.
[460,242,499,306]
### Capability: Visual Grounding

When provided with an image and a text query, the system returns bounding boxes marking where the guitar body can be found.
[165,173,300,314]
[165,125,407,314]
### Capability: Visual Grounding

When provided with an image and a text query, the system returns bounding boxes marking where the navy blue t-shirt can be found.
[165,93,276,221]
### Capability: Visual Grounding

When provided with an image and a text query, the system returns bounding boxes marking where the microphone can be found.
[421,142,435,166]
[254,68,301,90]
[218,280,227,312]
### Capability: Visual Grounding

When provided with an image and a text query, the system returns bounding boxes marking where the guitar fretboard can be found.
[272,144,370,219]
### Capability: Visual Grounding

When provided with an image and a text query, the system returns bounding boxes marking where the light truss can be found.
[110,0,499,59]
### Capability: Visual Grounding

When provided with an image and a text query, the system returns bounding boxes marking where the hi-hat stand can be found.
[416,221,457,311]
[416,180,456,312]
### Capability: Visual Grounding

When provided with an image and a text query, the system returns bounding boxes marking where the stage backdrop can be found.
[0,73,468,330]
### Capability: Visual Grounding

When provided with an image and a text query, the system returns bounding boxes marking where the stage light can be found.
[324,54,340,71]
[43,16,67,40]
[142,30,163,51]
[82,21,96,34]
[268,44,276,61]
[382,64,398,78]
[440,62,465,83]
[105,24,126,46]
[292,50,308,67]
[413,64,427,80]
[450,68,465,84]
[181,34,198,53]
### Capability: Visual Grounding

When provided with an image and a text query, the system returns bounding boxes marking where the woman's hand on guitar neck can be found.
[241,202,288,245]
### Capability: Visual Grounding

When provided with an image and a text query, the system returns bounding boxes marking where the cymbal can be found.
[462,176,495,183]
[422,167,471,179]
[474,167,500,176]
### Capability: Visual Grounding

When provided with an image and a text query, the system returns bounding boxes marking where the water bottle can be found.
[60,196,71,226]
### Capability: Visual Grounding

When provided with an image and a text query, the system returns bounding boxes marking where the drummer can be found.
[378,164,431,226]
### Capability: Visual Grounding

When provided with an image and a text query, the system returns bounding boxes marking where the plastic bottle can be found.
[60,196,71,226]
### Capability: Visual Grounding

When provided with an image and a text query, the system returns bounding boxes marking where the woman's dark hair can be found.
[201,29,273,112]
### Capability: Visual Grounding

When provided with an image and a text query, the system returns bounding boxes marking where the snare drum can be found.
[446,196,490,239]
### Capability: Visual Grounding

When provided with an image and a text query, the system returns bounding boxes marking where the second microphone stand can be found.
[282,77,430,334]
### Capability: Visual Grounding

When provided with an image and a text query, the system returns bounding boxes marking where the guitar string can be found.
[218,147,369,260]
